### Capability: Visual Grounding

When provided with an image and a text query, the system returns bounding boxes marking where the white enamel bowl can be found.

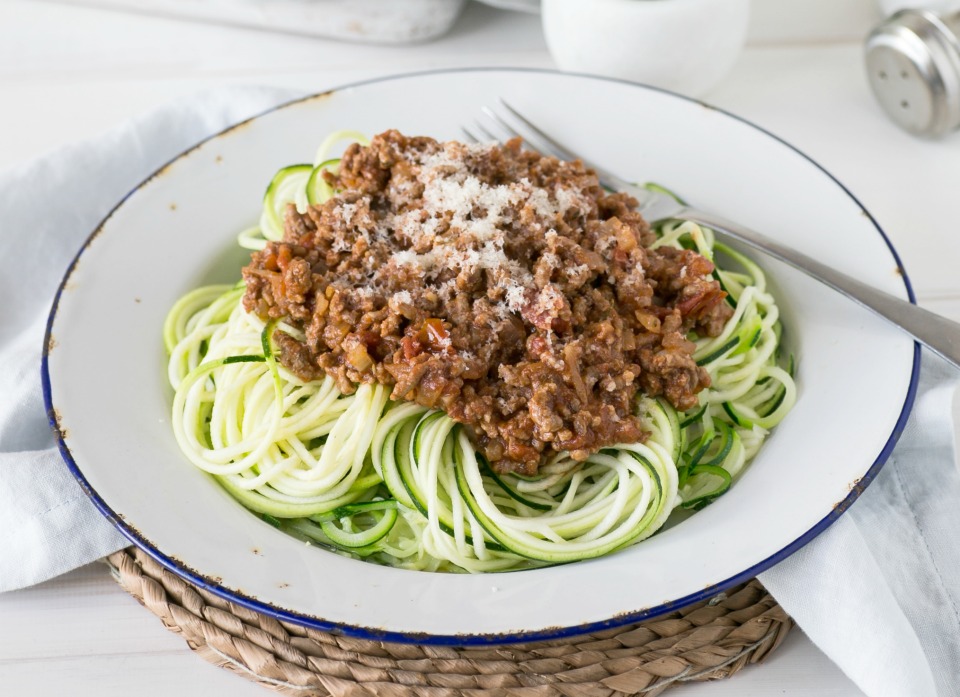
[43,69,918,644]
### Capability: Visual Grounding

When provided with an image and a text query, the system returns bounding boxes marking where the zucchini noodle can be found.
[165,136,797,573]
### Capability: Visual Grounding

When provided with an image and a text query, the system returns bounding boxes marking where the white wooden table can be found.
[3,1,959,695]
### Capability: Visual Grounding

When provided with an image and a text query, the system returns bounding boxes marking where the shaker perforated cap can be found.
[865,9,960,137]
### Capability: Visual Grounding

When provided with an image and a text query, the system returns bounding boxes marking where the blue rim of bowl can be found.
[41,67,921,646]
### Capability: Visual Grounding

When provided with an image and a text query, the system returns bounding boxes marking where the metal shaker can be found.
[865,9,960,137]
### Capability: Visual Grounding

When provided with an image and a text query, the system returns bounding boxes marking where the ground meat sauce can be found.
[242,131,732,475]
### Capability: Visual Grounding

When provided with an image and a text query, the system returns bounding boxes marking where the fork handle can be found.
[683,208,960,369]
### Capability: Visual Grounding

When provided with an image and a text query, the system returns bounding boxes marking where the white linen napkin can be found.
[0,86,957,697]
[0,85,302,592]
[759,351,960,697]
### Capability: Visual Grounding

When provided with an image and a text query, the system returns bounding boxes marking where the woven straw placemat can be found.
[106,547,793,696]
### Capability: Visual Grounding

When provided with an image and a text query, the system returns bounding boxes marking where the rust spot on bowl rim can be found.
[155,161,176,179]
[833,477,868,515]
[52,407,68,439]
[303,90,335,104]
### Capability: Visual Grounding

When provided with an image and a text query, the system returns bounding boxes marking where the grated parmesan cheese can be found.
[505,282,528,313]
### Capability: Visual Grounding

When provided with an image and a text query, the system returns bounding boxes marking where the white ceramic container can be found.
[542,0,750,97]
[52,0,468,43]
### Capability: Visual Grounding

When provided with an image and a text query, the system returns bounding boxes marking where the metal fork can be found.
[465,101,960,370]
